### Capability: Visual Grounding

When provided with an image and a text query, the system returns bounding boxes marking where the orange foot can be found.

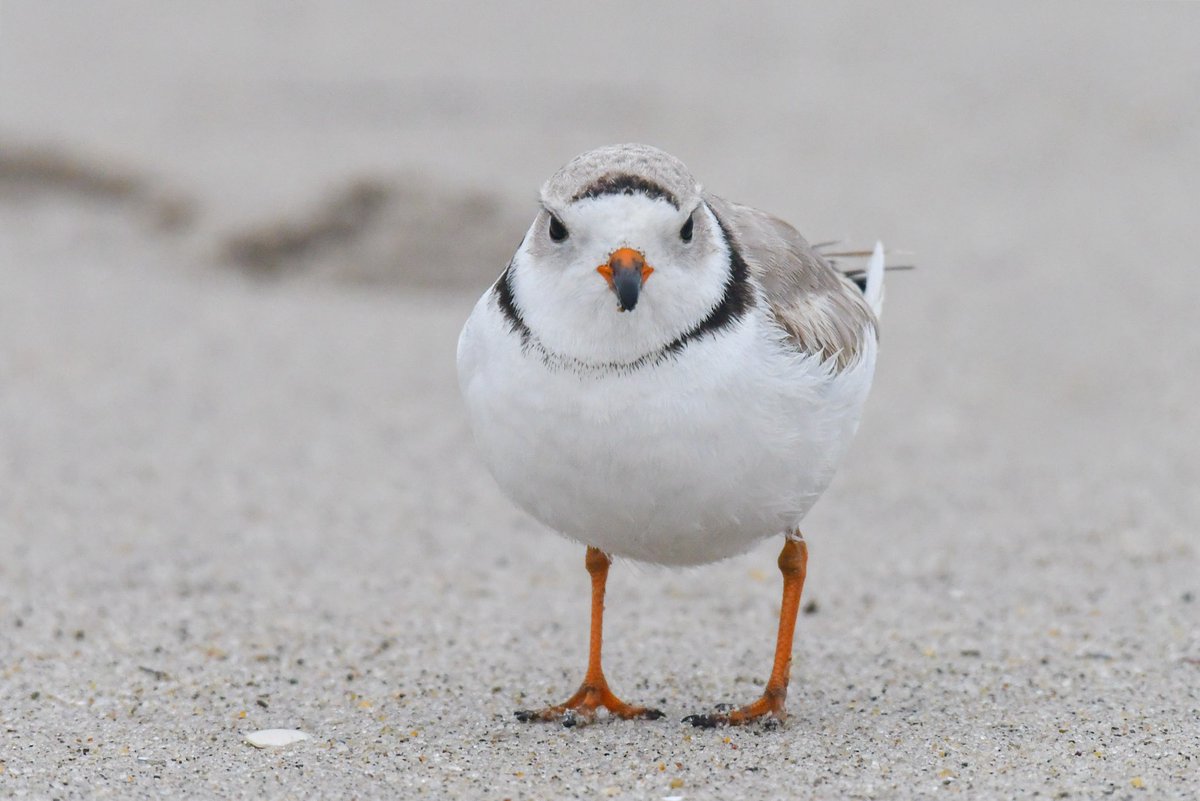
[683,687,787,728]
[515,679,664,727]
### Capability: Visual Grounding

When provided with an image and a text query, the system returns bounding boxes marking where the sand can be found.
[1,3,1198,798]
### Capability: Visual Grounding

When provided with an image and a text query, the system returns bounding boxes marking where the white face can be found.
[510,193,732,365]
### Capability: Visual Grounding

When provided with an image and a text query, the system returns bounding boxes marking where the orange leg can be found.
[685,533,809,727]
[515,546,663,727]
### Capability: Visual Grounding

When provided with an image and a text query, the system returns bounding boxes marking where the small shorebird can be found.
[457,144,885,726]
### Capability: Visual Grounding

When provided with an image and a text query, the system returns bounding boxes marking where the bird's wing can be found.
[705,195,879,370]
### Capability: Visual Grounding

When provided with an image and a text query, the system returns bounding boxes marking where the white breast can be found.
[457,293,876,566]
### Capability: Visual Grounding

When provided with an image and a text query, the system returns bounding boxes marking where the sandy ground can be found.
[2,2,1199,799]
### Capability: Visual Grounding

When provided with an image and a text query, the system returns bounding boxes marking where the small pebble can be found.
[244,729,311,748]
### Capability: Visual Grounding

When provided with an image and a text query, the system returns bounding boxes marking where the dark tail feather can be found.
[842,264,914,293]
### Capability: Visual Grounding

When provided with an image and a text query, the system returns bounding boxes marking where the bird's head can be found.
[506,144,734,365]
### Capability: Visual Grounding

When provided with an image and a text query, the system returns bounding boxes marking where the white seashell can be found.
[244,729,311,748]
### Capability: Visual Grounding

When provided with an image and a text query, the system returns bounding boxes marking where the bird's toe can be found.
[682,713,722,728]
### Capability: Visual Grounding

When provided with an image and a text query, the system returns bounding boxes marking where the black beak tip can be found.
[613,273,641,312]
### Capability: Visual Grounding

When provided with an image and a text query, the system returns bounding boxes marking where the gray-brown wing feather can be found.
[705,195,877,370]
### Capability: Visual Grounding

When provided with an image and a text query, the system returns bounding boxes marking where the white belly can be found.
[457,299,876,565]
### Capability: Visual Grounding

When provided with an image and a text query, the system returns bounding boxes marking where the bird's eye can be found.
[548,214,569,242]
[680,213,694,242]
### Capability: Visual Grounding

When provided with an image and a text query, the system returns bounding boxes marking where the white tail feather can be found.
[863,241,885,319]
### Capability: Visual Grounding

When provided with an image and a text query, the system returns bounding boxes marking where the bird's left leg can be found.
[685,531,808,727]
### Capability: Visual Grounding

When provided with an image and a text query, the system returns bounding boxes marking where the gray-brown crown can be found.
[540,144,702,212]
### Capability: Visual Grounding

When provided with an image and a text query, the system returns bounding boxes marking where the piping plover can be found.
[457,144,885,726]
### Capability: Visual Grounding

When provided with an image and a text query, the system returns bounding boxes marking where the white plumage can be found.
[457,149,883,566]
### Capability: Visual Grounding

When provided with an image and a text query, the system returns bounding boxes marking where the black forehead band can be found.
[570,173,680,209]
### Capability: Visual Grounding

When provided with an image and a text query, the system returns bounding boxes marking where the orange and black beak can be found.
[596,248,654,312]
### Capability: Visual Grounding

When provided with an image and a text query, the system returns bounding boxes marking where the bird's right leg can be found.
[515,546,664,727]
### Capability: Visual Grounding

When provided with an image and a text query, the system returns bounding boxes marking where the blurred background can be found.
[2,2,1198,797]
